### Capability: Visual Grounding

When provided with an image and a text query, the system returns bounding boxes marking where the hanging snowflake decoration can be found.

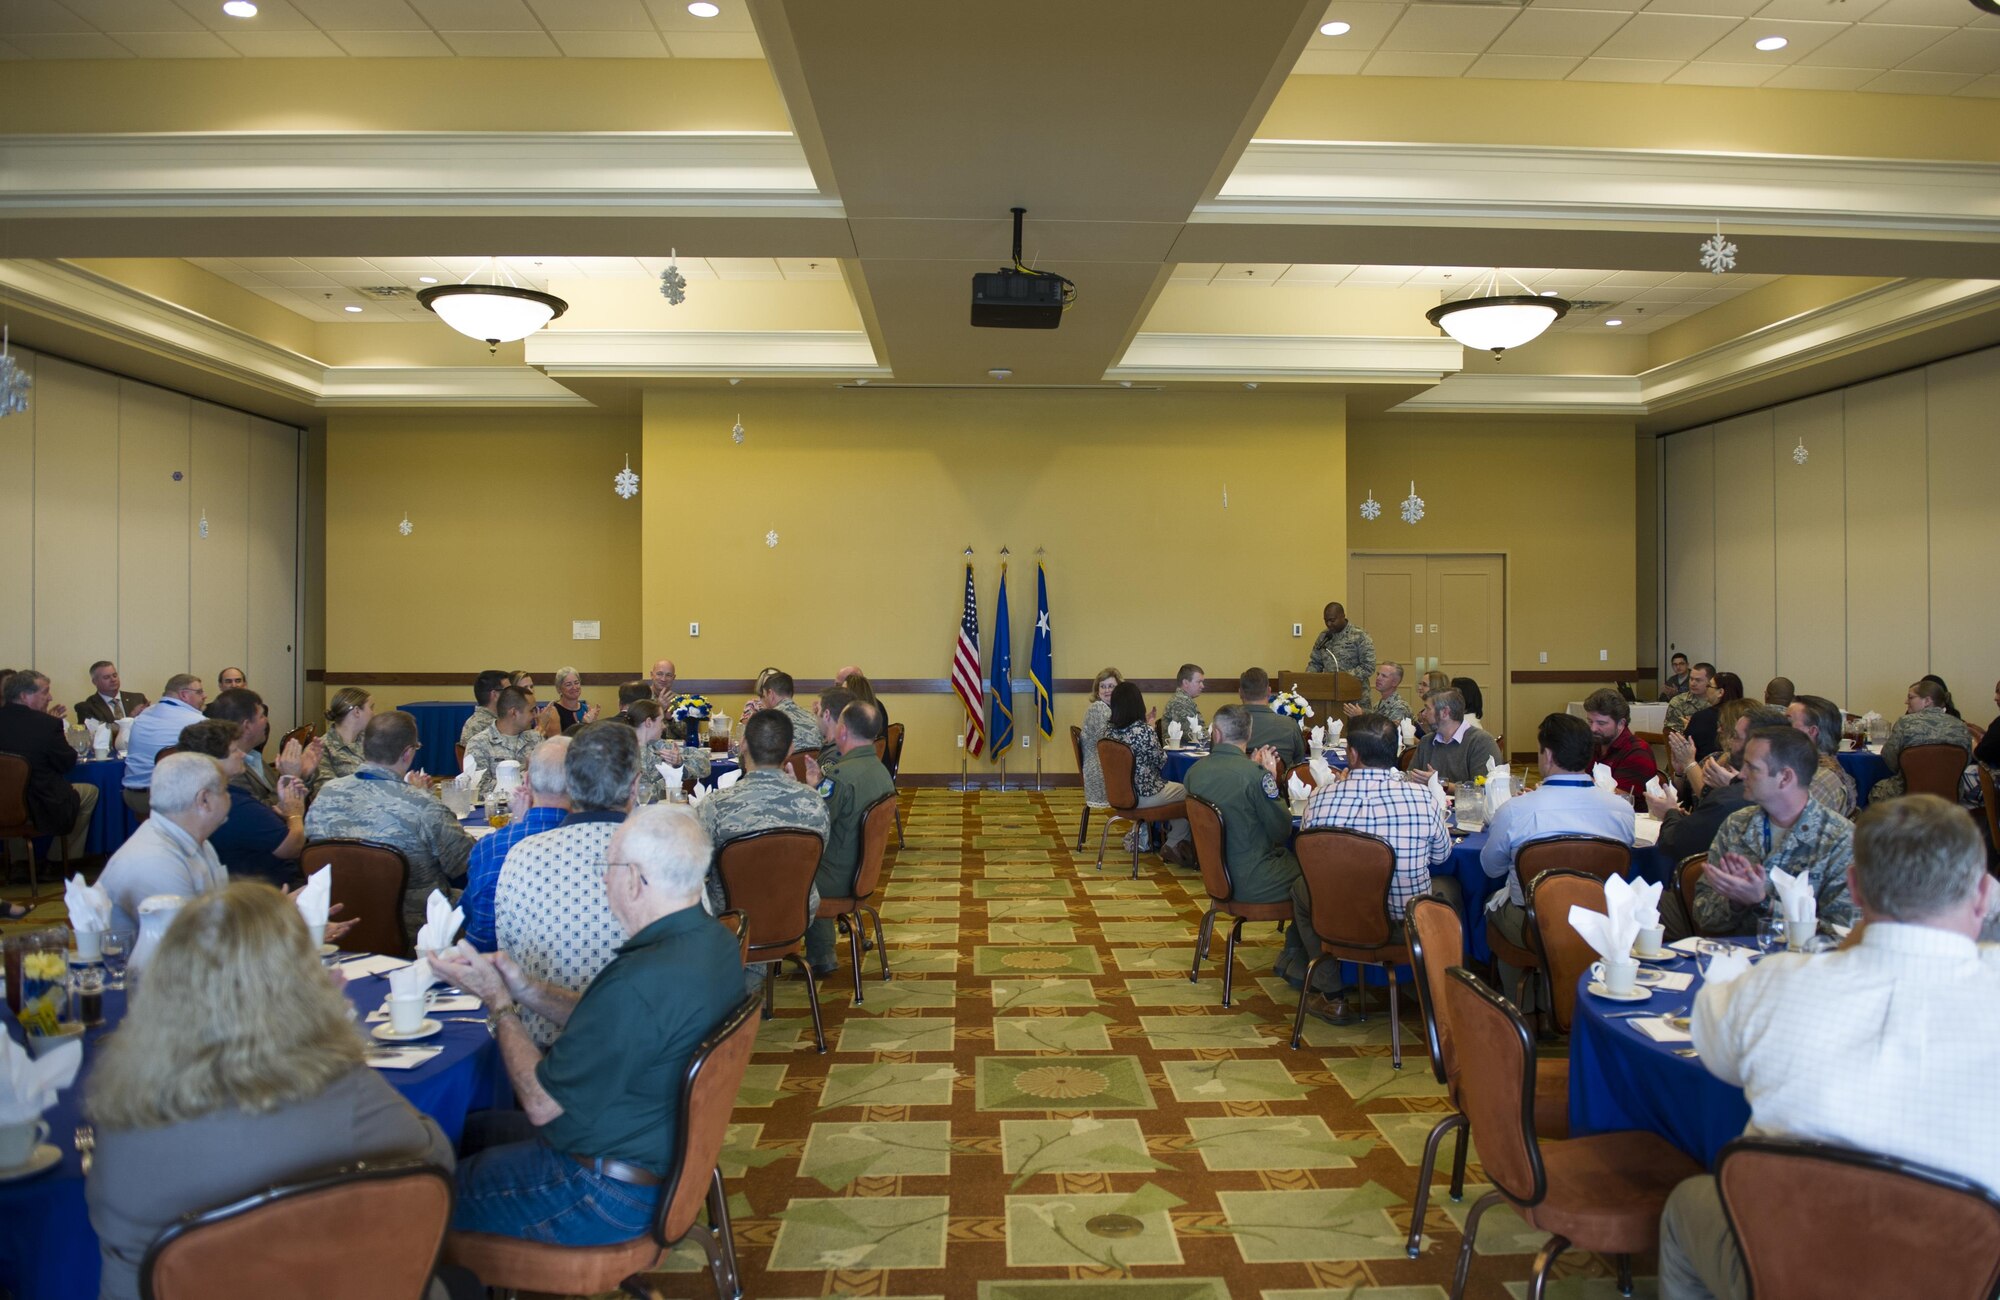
[765,529,779,548]
[398,512,413,537]
[1399,481,1426,525]
[1792,436,1809,466]
[1359,489,1382,521]
[731,414,745,445]
[1699,222,1738,275]
[1221,483,1229,509]
[658,249,688,306]
[0,326,30,419]
[198,509,209,540]
[613,453,640,500]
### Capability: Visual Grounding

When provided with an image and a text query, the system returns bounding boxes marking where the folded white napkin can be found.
[1567,894,1642,964]
[1590,762,1617,794]
[387,958,431,1000]
[1166,720,1183,746]
[1635,1017,1693,1044]
[1285,773,1311,802]
[1327,719,1344,747]
[1702,947,1755,986]
[1860,710,1883,728]
[1396,718,1415,749]
[687,784,709,806]
[113,717,134,745]
[454,760,482,792]
[1308,724,1324,745]
[1769,867,1817,929]
[717,769,742,790]
[1609,873,1662,932]
[657,761,684,792]
[1308,756,1334,787]
[1633,816,1663,846]
[83,718,105,737]
[0,1033,82,1125]
[1644,774,1672,804]
[414,889,463,959]
[64,875,111,933]
[1426,770,1448,812]
[1463,712,1482,732]
[294,865,332,928]
[1484,757,1513,813]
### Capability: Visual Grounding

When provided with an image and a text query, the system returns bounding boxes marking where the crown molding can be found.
[1394,372,1645,415]
[1210,140,2000,236]
[317,367,593,407]
[527,328,889,376]
[1107,331,1461,382]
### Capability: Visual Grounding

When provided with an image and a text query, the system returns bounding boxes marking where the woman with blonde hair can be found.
[540,665,599,735]
[841,670,891,732]
[84,883,453,1300]
[1079,667,1123,809]
[313,686,373,792]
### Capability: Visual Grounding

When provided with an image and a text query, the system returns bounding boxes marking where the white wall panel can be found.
[189,401,250,692]
[1712,410,1776,692]
[1843,370,1929,717]
[1662,424,1715,666]
[1772,393,1846,704]
[1926,351,2000,710]
[116,380,192,699]
[246,417,300,730]
[0,350,34,672]
[32,357,120,709]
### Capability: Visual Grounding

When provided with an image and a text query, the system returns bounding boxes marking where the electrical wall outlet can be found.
[956,734,965,749]
[1539,651,1548,664]
[1292,623,1302,637]
[688,622,699,637]
[1600,649,1609,661]
[1021,734,1029,749]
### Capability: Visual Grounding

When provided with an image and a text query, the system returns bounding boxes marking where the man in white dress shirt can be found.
[1479,712,1637,1018]
[1659,795,2000,1299]
[120,674,208,819]
[96,753,230,930]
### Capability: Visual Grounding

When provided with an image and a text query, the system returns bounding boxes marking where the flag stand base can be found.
[1034,754,1042,791]
[949,753,972,792]
[997,757,1008,793]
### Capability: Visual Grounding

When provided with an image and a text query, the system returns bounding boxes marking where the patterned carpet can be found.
[637,788,1660,1300]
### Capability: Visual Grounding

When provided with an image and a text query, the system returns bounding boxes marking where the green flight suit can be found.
[806,744,896,969]
[1245,702,1306,769]
[1184,743,1301,904]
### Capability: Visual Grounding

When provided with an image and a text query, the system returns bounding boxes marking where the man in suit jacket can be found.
[73,660,149,726]
[1183,705,1300,905]
[1238,667,1306,769]
[0,670,98,863]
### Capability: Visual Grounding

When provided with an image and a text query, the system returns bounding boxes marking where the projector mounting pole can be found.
[1011,207,1026,267]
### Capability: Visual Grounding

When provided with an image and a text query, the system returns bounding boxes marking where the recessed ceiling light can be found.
[1754,35,1788,51]
[1541,290,1559,297]
[221,0,257,16]
[687,1,720,15]
[1604,318,1624,327]
[1319,20,1351,35]
[343,305,363,313]
[418,276,438,283]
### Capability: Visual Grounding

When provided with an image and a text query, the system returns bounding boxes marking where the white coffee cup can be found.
[493,760,522,791]
[387,992,427,1035]
[73,929,102,963]
[1598,957,1639,996]
[0,1119,49,1170]
[307,922,326,950]
[1634,925,1665,957]
[1785,917,1812,952]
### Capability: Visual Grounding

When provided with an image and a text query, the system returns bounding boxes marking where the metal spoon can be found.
[74,1125,95,1175]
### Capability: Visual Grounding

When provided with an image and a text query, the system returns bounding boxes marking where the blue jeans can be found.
[451,1112,660,1245]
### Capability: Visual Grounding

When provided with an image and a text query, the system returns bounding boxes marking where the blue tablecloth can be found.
[40,758,136,858]
[1160,747,1206,785]
[1447,831,1668,964]
[399,701,477,777]
[1568,947,1752,1169]
[1838,748,1891,808]
[0,966,505,1300]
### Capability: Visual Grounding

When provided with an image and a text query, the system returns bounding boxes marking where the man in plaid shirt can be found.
[1275,714,1458,1024]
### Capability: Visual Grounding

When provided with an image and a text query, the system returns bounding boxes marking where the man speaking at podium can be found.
[1306,602,1376,705]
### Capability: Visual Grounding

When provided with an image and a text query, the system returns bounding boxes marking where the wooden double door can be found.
[1346,553,1507,739]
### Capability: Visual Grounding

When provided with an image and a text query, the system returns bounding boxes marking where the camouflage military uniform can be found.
[1870,709,1975,802]
[1307,623,1376,705]
[1693,798,1855,937]
[806,745,896,970]
[773,698,823,753]
[1664,691,1703,734]
[1162,690,1204,738]
[461,725,541,798]
[457,705,496,752]
[312,730,365,794]
[1809,753,1857,819]
[1372,693,1413,724]
[636,736,712,803]
[694,769,832,990]
[303,765,476,945]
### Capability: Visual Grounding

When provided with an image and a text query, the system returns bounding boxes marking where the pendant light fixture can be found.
[418,259,568,352]
[1423,270,1570,358]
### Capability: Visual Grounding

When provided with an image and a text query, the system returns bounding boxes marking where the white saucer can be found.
[0,1144,61,1183]
[1632,948,1677,963]
[1632,967,1671,985]
[1587,981,1651,1003]
[319,944,339,958]
[371,1018,442,1042]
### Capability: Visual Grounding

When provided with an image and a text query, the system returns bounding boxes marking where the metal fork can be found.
[74,1125,95,1175]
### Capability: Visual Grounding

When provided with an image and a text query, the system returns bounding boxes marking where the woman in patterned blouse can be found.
[1079,667,1123,808]
[1104,681,1190,866]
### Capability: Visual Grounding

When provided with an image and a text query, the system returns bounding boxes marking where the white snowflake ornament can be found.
[658,249,688,306]
[613,453,640,499]
[731,414,745,445]
[398,512,413,537]
[1699,222,1738,275]
[1792,436,1809,466]
[1359,489,1382,522]
[0,326,29,419]
[198,509,209,540]
[1399,481,1426,526]
[765,529,779,548]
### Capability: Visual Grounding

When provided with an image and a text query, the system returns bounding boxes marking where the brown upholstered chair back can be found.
[1982,767,2000,863]
[657,995,763,1247]
[1285,762,1316,793]
[1526,869,1608,1034]
[1096,738,1140,810]
[1406,894,1464,1089]
[281,725,316,751]
[880,723,906,777]
[714,829,823,960]
[302,839,411,957]
[1186,795,1232,902]
[1676,854,1709,935]
[714,908,752,967]
[1295,827,1396,953]
[851,794,897,902]
[1442,967,1545,1207]
[872,736,887,761]
[140,1159,451,1300]
[1718,1137,2000,1300]
[453,744,465,771]
[782,752,812,784]
[1901,743,1971,802]
[1068,724,1084,771]
[1515,834,1629,888]
[0,753,31,833]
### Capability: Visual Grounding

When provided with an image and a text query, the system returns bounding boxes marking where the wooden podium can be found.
[1279,671,1364,725]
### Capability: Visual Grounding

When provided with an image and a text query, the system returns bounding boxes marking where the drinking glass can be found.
[1694,939,1732,980]
[74,966,106,1028]
[1756,911,1787,956]
[100,927,133,991]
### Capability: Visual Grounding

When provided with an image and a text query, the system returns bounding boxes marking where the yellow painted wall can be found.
[69,258,320,358]
[640,389,1348,776]
[320,410,644,709]
[1346,417,1640,751]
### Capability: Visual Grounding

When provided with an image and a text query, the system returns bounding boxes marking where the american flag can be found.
[952,561,986,756]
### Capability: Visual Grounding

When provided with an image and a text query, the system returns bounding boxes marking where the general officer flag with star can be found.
[988,562,1014,757]
[1030,560,1054,739]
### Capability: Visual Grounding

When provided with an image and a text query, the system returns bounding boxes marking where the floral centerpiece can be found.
[1272,690,1315,727]
[669,694,713,724]
[15,948,71,1037]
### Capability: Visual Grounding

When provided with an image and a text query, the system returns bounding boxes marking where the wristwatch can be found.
[485,1002,521,1035]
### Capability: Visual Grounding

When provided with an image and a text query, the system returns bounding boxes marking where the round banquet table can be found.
[0,965,507,1300]
[1567,944,1752,1169]
[1160,747,1349,786]
[1837,747,1891,809]
[43,758,137,858]
[1447,831,1669,964]
[398,700,477,777]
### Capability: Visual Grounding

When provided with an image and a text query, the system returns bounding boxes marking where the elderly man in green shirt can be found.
[1184,705,1301,905]
[805,700,896,974]
[434,803,745,1246]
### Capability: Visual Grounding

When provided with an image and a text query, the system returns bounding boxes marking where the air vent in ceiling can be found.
[359,285,412,299]
[1570,299,1611,310]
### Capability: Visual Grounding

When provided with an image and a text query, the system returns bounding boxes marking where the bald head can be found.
[1322,603,1348,634]
[649,660,677,699]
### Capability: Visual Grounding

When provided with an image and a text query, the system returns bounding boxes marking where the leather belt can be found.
[567,1152,665,1187]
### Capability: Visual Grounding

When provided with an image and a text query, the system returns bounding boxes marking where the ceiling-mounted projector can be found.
[972,207,1076,329]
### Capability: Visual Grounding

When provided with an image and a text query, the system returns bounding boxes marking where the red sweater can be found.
[1593,726,1659,794]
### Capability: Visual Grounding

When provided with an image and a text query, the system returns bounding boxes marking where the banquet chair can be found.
[1901,742,1971,802]
[1289,827,1406,1060]
[1525,869,1607,1035]
[0,751,62,901]
[280,724,315,751]
[140,1158,452,1300]
[1284,761,1318,793]
[714,828,826,1050]
[1980,767,2000,867]
[816,793,897,1005]
[1397,745,1416,772]
[302,839,411,957]
[1402,897,1569,1260]
[1185,795,1290,1008]
[880,722,906,847]
[453,744,465,771]
[1515,834,1629,885]
[782,751,813,784]
[1674,854,1725,938]
[445,995,763,1300]
[1443,967,1702,1300]
[714,908,752,967]
[1717,1136,2000,1300]
[1069,725,1107,851]
[1095,739,1186,879]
